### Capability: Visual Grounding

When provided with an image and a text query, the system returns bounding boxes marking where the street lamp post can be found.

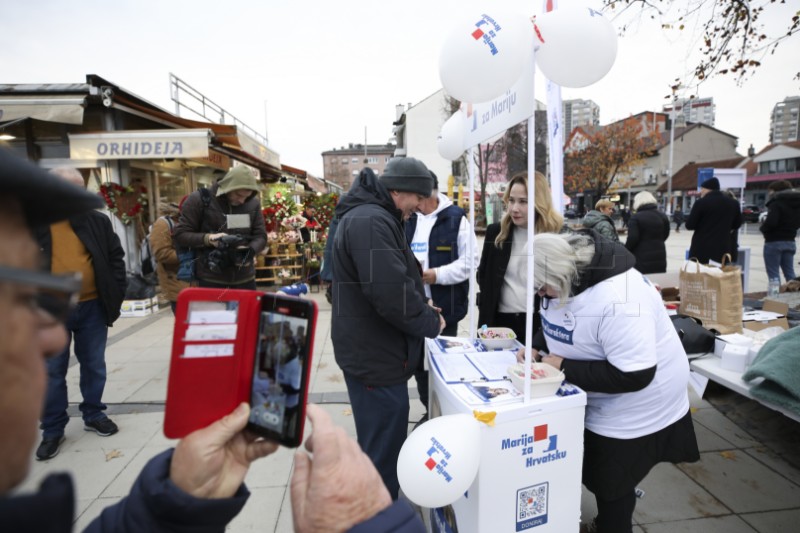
[666,88,678,216]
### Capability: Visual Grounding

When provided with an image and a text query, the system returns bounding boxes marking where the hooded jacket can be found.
[331,169,441,386]
[625,203,670,274]
[582,210,619,242]
[760,189,800,242]
[173,181,267,285]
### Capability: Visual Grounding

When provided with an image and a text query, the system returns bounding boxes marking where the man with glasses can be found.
[0,149,433,532]
[34,167,127,460]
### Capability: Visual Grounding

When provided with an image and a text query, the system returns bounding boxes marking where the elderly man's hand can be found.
[207,233,228,248]
[515,347,541,364]
[291,404,391,533]
[422,268,437,285]
[170,403,278,499]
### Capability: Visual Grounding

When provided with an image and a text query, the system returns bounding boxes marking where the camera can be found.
[207,234,247,273]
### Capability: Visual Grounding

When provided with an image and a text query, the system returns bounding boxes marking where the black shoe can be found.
[36,436,65,461]
[413,413,429,430]
[84,417,119,436]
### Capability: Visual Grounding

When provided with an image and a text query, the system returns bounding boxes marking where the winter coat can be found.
[761,189,800,242]
[173,182,267,286]
[582,210,619,242]
[37,211,127,325]
[150,215,190,302]
[625,204,670,274]
[477,223,513,328]
[686,190,742,264]
[331,169,441,386]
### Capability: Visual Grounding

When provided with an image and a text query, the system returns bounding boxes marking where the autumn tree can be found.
[602,0,800,84]
[564,120,660,200]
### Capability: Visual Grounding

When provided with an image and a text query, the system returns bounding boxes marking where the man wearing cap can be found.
[686,176,742,264]
[0,148,428,532]
[332,160,445,500]
[173,166,267,289]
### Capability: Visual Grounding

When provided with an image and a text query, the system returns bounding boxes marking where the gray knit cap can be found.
[379,157,434,197]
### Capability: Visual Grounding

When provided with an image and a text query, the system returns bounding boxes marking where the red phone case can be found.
[164,288,265,439]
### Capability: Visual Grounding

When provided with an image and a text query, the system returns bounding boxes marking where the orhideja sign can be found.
[69,129,211,160]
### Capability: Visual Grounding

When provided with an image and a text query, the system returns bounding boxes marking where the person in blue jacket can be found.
[0,148,425,533]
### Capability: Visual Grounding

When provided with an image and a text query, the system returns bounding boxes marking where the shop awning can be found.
[69,129,212,160]
[110,94,282,179]
[0,95,86,124]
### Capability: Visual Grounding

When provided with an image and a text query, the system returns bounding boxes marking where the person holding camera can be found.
[174,166,267,289]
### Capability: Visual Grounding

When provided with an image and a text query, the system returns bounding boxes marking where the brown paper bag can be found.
[679,255,743,334]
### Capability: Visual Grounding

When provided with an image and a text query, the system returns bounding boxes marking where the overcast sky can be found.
[2,0,797,176]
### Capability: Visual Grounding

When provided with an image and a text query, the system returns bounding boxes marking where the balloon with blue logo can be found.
[533,6,618,88]
[439,12,534,104]
[397,414,481,508]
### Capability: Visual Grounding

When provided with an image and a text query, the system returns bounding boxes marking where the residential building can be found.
[562,98,599,135]
[769,96,800,143]
[656,157,756,213]
[663,97,716,127]
[746,141,800,204]
[320,143,395,191]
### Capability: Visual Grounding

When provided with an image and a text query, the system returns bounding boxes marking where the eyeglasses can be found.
[0,266,81,323]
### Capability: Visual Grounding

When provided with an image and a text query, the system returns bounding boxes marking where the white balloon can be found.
[437,111,466,161]
[397,414,481,508]
[439,12,535,103]
[533,6,617,88]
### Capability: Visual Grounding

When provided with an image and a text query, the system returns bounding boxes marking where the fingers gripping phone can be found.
[164,288,317,447]
[247,294,317,447]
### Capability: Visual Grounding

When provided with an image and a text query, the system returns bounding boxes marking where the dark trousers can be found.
[595,490,637,533]
[343,373,409,500]
[41,299,109,438]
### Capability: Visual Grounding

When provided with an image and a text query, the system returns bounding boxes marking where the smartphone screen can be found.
[247,294,316,447]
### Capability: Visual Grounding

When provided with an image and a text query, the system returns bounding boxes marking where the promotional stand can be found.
[425,341,587,533]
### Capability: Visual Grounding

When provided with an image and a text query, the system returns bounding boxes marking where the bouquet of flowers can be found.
[262,186,298,232]
[307,193,338,229]
[282,229,301,244]
[281,214,307,230]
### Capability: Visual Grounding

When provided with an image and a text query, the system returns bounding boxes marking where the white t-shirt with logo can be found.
[540,270,690,439]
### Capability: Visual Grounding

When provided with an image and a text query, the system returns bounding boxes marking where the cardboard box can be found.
[743,299,789,332]
[120,297,156,317]
[646,272,680,304]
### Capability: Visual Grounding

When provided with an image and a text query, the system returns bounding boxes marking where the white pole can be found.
[666,94,676,215]
[523,56,537,405]
[468,147,477,340]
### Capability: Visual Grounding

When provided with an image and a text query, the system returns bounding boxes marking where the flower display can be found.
[307,193,339,229]
[99,183,148,225]
[262,185,299,232]
[281,214,307,230]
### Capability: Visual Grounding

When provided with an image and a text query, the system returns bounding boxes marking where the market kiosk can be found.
[424,338,587,533]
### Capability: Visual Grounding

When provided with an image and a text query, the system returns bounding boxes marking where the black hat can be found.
[0,148,103,226]
[379,157,433,197]
[701,177,720,191]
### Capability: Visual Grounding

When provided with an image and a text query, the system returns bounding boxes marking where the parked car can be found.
[564,209,579,219]
[742,204,762,223]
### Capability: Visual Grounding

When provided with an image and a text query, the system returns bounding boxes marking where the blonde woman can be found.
[476,171,563,343]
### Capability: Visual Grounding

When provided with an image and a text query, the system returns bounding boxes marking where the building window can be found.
[341,158,348,164]
[367,156,378,164]
[385,156,390,163]
[351,157,358,164]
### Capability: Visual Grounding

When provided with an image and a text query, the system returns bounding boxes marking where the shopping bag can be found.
[679,255,743,334]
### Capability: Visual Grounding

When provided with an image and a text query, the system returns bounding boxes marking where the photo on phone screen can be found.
[247,295,315,447]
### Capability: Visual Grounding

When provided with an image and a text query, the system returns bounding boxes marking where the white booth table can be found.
[425,338,587,533]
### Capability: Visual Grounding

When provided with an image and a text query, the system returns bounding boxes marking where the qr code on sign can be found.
[516,482,549,530]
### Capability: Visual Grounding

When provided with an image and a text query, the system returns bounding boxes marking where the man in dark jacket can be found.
[333,159,445,500]
[0,149,426,533]
[173,166,267,289]
[686,177,742,264]
[35,167,127,461]
[760,180,800,283]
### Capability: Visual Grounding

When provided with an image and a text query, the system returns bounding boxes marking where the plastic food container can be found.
[507,363,564,398]
[478,327,517,350]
